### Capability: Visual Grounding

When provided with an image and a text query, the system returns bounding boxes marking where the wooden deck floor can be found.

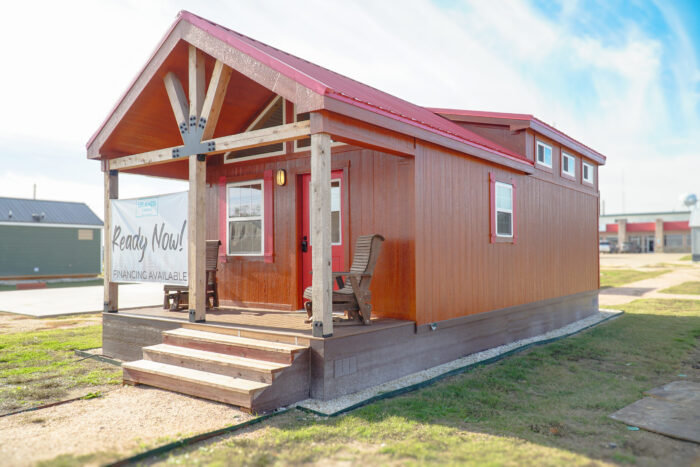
[118,306,413,339]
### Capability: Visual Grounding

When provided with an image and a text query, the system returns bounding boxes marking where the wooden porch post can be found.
[310,132,333,337]
[188,154,207,322]
[103,169,118,313]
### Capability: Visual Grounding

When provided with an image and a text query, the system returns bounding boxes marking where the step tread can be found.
[164,328,308,353]
[123,360,270,394]
[144,344,288,372]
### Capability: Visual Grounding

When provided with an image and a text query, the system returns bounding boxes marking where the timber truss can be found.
[107,44,310,172]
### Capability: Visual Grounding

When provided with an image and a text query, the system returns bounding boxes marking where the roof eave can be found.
[526,118,606,166]
[324,96,534,174]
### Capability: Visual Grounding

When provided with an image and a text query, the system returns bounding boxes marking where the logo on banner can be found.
[136,197,158,217]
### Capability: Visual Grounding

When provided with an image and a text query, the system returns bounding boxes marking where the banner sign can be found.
[110,192,188,285]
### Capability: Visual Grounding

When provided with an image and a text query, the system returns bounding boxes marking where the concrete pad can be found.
[610,381,700,444]
[0,283,163,317]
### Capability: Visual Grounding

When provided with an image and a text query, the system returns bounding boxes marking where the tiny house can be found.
[0,198,102,279]
[89,11,606,411]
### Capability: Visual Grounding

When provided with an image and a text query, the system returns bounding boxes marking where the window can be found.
[331,179,342,244]
[562,152,576,177]
[225,97,285,163]
[293,107,344,152]
[227,181,264,255]
[295,111,311,150]
[310,178,342,245]
[536,141,552,168]
[582,162,594,184]
[495,182,513,237]
[665,234,683,248]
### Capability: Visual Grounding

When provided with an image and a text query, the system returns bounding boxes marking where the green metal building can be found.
[0,197,103,279]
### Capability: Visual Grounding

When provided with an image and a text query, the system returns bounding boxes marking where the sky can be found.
[0,0,699,219]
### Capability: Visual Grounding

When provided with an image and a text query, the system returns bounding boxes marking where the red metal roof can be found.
[605,224,618,233]
[87,11,533,167]
[426,107,606,164]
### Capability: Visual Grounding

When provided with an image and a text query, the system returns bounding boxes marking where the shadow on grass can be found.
[153,299,700,466]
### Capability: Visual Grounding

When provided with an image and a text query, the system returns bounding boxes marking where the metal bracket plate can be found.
[172,118,215,159]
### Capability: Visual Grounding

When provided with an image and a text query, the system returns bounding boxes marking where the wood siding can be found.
[205,147,416,321]
[414,142,599,325]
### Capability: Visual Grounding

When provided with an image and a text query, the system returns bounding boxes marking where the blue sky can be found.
[0,0,699,218]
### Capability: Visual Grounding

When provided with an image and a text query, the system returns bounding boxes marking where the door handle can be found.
[301,236,308,252]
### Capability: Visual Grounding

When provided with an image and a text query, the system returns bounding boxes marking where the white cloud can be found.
[0,0,698,215]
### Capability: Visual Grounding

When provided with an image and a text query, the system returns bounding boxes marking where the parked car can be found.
[620,242,642,253]
[599,241,612,253]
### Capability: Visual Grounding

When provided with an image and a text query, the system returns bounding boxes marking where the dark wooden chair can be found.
[303,234,384,325]
[164,240,221,311]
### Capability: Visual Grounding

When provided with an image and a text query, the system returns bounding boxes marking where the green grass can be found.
[0,323,121,414]
[599,268,669,288]
[0,278,103,292]
[659,281,700,295]
[155,298,700,466]
[680,255,692,261]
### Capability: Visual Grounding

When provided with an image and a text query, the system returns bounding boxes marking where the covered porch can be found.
[95,41,415,339]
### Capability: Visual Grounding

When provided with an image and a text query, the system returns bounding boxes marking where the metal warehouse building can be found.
[0,197,103,279]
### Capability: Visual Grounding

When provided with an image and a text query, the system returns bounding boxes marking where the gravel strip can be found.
[296,309,623,415]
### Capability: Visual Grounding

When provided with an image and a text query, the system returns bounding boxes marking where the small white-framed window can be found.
[225,96,286,163]
[331,179,341,245]
[293,105,345,152]
[227,180,264,255]
[495,182,513,237]
[562,152,576,177]
[536,141,552,168]
[294,111,311,151]
[309,178,342,246]
[582,161,594,184]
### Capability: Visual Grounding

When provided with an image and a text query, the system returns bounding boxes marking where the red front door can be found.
[301,170,346,303]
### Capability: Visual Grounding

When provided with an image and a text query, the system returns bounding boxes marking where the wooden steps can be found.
[162,328,307,364]
[143,344,286,383]
[123,327,310,411]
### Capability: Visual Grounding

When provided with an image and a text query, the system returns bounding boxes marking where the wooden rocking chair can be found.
[303,234,385,325]
[163,240,221,311]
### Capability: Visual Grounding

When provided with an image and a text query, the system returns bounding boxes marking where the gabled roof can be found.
[428,108,607,165]
[0,198,102,226]
[87,10,533,171]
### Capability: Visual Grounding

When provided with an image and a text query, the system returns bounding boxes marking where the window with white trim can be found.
[227,180,264,255]
[562,152,576,177]
[536,141,552,168]
[309,178,342,245]
[495,182,514,237]
[225,96,285,163]
[293,107,344,151]
[582,161,594,184]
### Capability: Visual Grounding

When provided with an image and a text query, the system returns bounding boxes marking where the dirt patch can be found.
[0,385,252,466]
[0,312,101,334]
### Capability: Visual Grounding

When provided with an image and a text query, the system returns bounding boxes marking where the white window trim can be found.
[495,181,514,238]
[562,152,576,177]
[310,177,343,247]
[224,97,286,164]
[582,161,594,184]
[331,178,342,246]
[293,105,345,152]
[226,179,265,256]
[536,141,553,168]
